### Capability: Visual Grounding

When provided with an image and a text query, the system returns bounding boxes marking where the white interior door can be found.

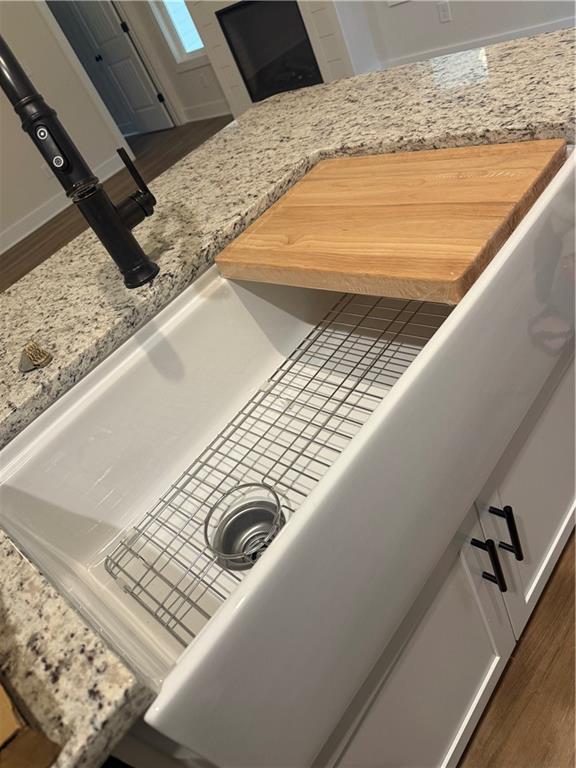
[48,0,172,136]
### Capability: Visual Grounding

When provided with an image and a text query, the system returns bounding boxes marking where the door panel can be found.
[109,60,157,111]
[49,0,172,136]
[335,509,514,768]
[81,2,118,42]
[478,356,575,636]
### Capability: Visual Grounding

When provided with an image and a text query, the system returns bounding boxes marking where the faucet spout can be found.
[0,34,160,288]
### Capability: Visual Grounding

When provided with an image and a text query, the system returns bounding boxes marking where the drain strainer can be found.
[204,483,285,571]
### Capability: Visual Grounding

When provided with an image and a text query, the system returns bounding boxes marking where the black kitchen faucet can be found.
[0,34,160,288]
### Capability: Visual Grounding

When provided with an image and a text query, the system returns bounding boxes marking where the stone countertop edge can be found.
[0,529,154,768]
[0,27,574,768]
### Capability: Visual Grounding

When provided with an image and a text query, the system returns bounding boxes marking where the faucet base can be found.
[123,259,160,289]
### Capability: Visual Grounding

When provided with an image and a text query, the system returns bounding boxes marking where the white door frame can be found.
[109,0,179,128]
[117,1,186,126]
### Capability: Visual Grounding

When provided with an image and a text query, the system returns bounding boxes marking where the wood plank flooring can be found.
[460,533,575,768]
[0,116,231,292]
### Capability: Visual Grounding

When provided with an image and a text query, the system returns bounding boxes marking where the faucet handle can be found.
[117,147,147,191]
[116,147,156,229]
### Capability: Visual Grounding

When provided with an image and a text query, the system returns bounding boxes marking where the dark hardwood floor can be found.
[460,533,575,768]
[0,115,231,292]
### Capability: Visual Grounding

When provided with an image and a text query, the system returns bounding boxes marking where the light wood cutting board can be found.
[216,139,566,304]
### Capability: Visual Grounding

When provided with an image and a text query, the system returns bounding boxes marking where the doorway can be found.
[47,0,174,137]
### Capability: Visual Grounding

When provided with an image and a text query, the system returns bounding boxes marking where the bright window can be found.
[161,1,203,53]
[152,1,204,61]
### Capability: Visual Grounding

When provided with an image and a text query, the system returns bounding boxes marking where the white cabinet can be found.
[476,356,575,637]
[333,508,515,768]
[330,356,574,768]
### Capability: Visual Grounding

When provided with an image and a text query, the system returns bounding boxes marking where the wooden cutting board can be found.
[216,139,565,304]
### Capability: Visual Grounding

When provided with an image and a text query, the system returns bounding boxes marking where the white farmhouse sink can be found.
[0,275,346,678]
[0,153,573,767]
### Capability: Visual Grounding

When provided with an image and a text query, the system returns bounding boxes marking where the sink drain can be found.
[204,484,285,571]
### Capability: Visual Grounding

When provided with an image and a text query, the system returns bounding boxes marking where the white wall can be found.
[0,1,127,254]
[355,0,575,67]
[335,1,381,75]
[121,1,230,124]
[186,0,256,117]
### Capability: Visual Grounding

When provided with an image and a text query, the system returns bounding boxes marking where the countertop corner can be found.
[0,530,154,768]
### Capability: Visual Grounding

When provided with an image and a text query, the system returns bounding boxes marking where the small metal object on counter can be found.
[19,341,53,373]
[0,35,159,288]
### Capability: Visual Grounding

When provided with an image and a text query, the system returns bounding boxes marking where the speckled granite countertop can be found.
[0,28,574,768]
[1,28,575,451]
[0,530,154,767]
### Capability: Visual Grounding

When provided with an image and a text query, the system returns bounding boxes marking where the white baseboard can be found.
[382,16,575,68]
[0,153,125,254]
[182,99,231,123]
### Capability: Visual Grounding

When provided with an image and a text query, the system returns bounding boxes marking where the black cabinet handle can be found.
[489,505,524,561]
[471,538,508,592]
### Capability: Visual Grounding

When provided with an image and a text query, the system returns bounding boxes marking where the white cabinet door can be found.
[477,356,575,637]
[334,509,515,768]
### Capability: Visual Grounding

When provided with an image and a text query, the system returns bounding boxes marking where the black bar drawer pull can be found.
[489,505,524,561]
[471,538,508,592]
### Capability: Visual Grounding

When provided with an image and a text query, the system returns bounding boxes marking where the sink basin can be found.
[0,154,573,767]
[0,269,448,680]
[0,274,345,679]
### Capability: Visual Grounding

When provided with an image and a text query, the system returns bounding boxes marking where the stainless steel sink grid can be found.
[105,293,451,646]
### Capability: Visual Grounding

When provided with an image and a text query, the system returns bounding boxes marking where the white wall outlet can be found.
[437,1,452,23]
